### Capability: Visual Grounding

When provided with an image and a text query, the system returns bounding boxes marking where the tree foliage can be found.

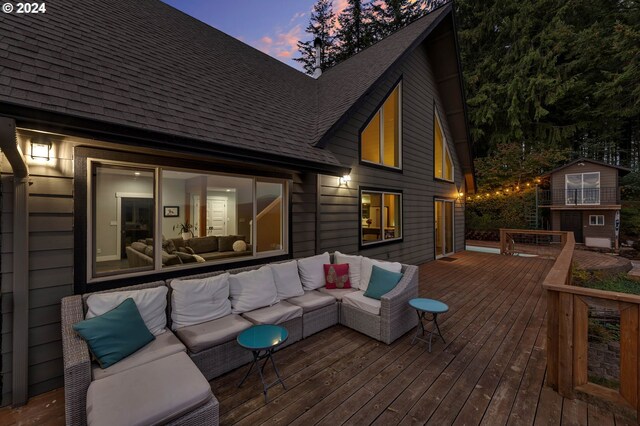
[294,0,338,74]
[456,0,640,184]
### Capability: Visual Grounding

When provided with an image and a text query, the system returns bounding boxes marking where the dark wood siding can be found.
[1,136,74,406]
[291,173,317,258]
[317,43,465,264]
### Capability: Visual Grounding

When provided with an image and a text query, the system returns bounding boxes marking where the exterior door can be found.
[435,200,454,258]
[560,211,583,243]
[207,197,227,236]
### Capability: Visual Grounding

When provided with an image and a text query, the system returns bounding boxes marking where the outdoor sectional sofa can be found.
[61,253,418,425]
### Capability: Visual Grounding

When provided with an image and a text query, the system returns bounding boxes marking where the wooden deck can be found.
[1,251,637,425]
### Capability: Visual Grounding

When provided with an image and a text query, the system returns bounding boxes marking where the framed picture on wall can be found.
[163,206,179,217]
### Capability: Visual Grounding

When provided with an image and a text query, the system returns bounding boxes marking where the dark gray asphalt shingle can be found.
[0,0,452,168]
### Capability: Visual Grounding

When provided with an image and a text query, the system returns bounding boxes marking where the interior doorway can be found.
[207,197,227,236]
[120,197,154,259]
[435,199,454,258]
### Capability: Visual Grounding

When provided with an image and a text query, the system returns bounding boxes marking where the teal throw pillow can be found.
[73,298,155,368]
[364,265,404,300]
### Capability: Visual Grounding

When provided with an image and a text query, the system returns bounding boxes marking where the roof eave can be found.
[1,102,348,176]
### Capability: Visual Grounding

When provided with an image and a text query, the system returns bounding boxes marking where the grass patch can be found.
[573,267,640,296]
[589,375,620,390]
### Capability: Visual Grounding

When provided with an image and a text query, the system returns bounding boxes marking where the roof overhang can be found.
[541,158,632,178]
[0,102,348,177]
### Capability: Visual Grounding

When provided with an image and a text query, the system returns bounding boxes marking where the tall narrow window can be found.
[361,189,402,245]
[361,83,402,169]
[434,110,453,181]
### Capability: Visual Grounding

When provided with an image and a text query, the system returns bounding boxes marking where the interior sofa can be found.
[170,235,252,261]
[61,252,418,425]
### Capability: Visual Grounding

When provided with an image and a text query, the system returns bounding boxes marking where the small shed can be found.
[539,158,631,249]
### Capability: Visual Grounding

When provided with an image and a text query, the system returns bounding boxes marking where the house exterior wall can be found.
[550,210,617,246]
[1,133,74,405]
[317,43,465,264]
[0,131,317,405]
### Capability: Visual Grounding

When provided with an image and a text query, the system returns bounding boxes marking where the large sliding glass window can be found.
[361,82,402,169]
[360,189,402,246]
[90,159,288,280]
[434,109,453,181]
[565,172,600,205]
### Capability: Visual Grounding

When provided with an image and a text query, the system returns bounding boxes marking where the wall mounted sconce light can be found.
[339,174,352,186]
[30,138,51,160]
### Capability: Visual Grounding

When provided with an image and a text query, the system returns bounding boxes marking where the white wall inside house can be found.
[162,177,186,239]
[207,190,237,235]
[95,169,153,259]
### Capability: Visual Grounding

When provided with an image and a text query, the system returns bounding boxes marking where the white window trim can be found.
[360,189,403,246]
[565,172,600,206]
[589,215,605,226]
[87,159,290,283]
[360,81,402,170]
[434,108,454,182]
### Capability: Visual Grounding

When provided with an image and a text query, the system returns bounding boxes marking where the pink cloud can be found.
[254,24,303,63]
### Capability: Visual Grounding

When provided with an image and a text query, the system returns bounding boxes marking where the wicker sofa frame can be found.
[61,258,418,425]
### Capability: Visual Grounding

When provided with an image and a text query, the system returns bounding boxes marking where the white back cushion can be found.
[334,251,363,290]
[86,286,168,336]
[359,258,402,292]
[229,266,278,313]
[298,252,330,290]
[270,260,304,300]
[170,274,231,330]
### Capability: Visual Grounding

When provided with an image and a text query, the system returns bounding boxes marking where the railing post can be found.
[547,290,560,390]
[558,292,574,398]
[619,304,639,411]
[573,296,588,388]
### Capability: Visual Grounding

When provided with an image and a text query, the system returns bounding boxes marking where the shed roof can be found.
[542,158,632,177]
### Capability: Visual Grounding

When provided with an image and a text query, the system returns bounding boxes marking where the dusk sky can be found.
[162,1,352,72]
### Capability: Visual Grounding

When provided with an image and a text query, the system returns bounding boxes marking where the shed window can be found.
[434,109,453,181]
[361,83,402,169]
[589,215,604,226]
[361,190,402,245]
[565,172,600,205]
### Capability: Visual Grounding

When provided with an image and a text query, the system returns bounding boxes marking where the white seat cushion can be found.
[318,287,358,301]
[360,258,402,293]
[298,252,330,290]
[86,352,213,426]
[242,301,302,325]
[170,273,232,330]
[229,266,278,313]
[287,291,336,313]
[176,314,253,354]
[334,251,363,290]
[92,329,186,381]
[342,291,381,316]
[270,260,305,300]
[86,286,168,336]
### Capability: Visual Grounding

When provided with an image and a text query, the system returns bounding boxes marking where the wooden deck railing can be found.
[502,228,640,419]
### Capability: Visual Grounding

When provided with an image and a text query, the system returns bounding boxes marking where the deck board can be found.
[1,251,637,425]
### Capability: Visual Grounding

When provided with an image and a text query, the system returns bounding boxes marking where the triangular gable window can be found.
[361,82,402,169]
[434,109,454,181]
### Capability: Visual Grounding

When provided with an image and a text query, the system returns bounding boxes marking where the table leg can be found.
[238,348,286,403]
[411,309,426,345]
[237,351,259,388]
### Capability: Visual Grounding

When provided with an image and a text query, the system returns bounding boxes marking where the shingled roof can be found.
[0,0,464,175]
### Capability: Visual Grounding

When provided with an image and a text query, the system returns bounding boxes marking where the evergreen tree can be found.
[372,0,423,38]
[335,0,375,62]
[295,0,338,75]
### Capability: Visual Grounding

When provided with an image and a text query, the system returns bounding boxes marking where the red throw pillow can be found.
[324,264,351,289]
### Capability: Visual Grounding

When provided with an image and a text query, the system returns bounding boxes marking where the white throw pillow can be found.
[334,251,363,290]
[270,260,304,300]
[360,257,402,292]
[229,266,278,313]
[86,286,168,336]
[170,274,231,330]
[297,252,330,290]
